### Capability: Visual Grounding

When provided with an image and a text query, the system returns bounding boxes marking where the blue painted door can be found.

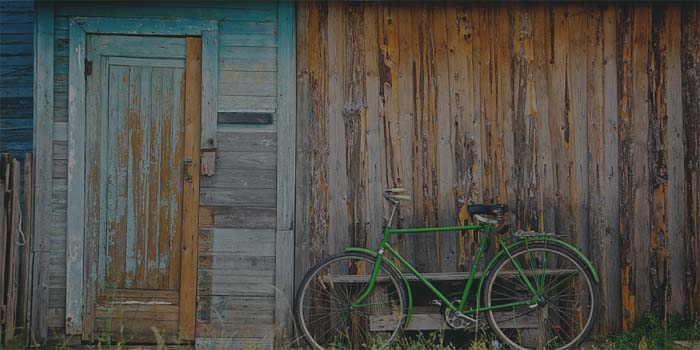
[87,34,187,342]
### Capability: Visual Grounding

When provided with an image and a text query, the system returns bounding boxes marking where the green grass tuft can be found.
[593,313,700,350]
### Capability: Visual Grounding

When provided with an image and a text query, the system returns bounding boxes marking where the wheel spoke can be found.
[296,253,405,350]
[485,245,596,350]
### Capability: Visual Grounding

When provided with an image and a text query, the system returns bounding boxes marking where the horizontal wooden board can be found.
[220,34,277,47]
[198,254,275,271]
[219,58,276,72]
[55,6,275,22]
[215,151,276,169]
[199,206,276,228]
[199,228,275,254]
[199,168,276,188]
[197,281,275,297]
[220,20,277,34]
[200,187,276,207]
[217,132,277,152]
[218,96,276,112]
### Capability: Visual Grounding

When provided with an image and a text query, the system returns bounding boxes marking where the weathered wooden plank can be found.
[599,5,622,332]
[73,17,217,36]
[214,152,275,171]
[617,5,636,331]
[19,154,33,336]
[57,5,274,22]
[219,20,277,35]
[218,80,276,97]
[665,6,686,315]
[446,5,481,270]
[199,168,276,189]
[342,2,369,257]
[200,188,276,209]
[0,156,9,342]
[217,95,276,112]
[431,5,458,272]
[65,17,86,335]
[294,1,330,290]
[326,2,349,258]
[363,3,386,251]
[566,5,589,257]
[648,4,670,317]
[545,6,568,254]
[216,132,277,152]
[180,36,202,341]
[31,3,53,343]
[197,295,275,313]
[409,4,439,272]
[681,3,700,320]
[199,228,275,254]
[0,156,19,346]
[274,3,296,346]
[200,30,219,176]
[631,4,652,322]
[199,206,276,229]
[220,34,277,47]
[198,254,275,271]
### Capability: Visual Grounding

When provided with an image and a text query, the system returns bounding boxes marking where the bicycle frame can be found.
[346,197,599,327]
[351,223,540,317]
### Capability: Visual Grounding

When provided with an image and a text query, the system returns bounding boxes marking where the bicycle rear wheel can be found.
[482,242,599,350]
[294,252,407,350]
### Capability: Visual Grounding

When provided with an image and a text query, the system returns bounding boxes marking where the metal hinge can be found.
[85,60,93,76]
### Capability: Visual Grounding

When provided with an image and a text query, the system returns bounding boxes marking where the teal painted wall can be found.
[0,0,34,156]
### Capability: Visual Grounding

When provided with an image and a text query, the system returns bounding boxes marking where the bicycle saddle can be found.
[467,204,508,216]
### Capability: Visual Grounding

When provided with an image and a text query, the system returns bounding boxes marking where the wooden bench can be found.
[321,270,577,331]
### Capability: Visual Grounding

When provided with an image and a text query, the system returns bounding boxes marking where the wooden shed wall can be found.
[43,2,279,345]
[295,2,700,334]
[0,0,33,156]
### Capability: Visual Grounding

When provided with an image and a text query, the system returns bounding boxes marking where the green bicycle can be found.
[294,188,599,350]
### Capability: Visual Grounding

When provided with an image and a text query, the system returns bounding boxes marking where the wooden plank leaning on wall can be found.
[180,36,202,341]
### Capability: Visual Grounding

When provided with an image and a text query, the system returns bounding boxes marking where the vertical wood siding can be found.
[296,2,700,334]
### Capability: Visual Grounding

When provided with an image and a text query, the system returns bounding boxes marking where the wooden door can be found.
[84,35,200,343]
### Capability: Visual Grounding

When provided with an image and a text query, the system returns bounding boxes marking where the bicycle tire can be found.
[294,252,408,350]
[482,242,599,350]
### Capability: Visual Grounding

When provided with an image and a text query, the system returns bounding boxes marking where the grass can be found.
[592,313,700,350]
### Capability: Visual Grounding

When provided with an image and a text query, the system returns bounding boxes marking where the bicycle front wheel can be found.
[294,252,407,350]
[483,242,599,350]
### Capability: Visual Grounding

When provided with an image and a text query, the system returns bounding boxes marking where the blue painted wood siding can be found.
[0,0,34,156]
[45,2,280,344]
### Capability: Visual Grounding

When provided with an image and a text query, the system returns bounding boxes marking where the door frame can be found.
[65,17,218,341]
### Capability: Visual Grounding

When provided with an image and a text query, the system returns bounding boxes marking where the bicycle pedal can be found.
[431,299,442,307]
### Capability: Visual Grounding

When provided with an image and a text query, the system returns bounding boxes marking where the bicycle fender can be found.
[344,247,414,325]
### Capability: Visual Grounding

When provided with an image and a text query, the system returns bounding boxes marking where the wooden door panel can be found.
[85,34,196,343]
[102,60,185,292]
